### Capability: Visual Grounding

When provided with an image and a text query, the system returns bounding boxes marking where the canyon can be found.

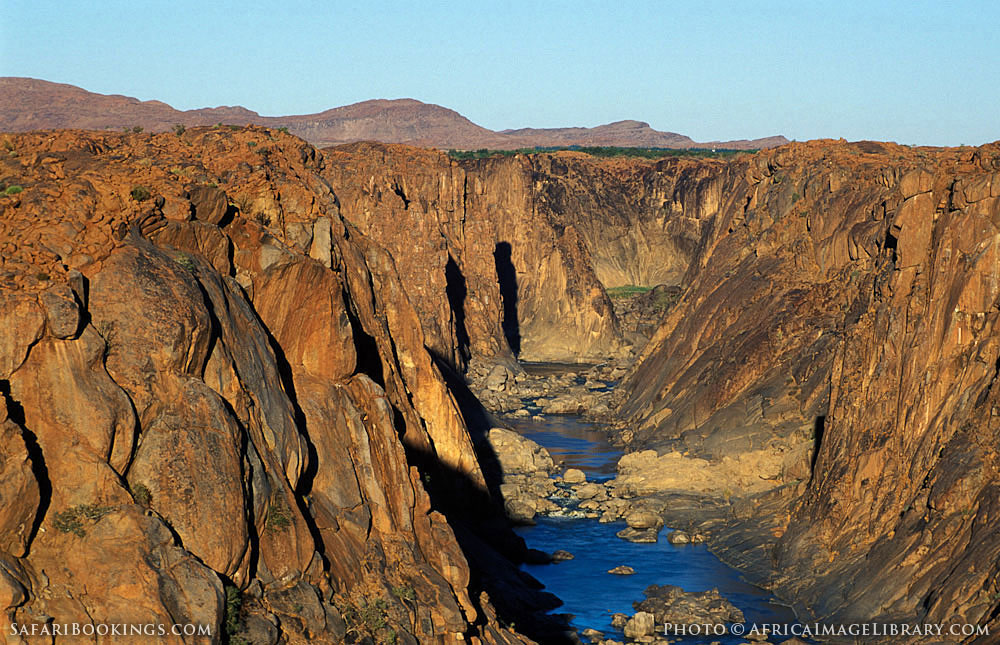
[1,125,999,644]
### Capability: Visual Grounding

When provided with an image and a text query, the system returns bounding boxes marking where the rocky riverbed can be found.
[477,364,802,645]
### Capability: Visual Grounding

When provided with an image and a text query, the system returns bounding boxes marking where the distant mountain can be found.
[0,77,788,150]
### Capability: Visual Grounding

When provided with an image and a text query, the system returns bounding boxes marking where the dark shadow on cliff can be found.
[344,291,386,389]
[494,242,521,357]
[0,379,51,549]
[420,353,573,644]
[445,254,471,366]
[810,415,825,478]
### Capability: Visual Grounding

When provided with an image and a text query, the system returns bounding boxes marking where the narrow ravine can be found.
[491,367,800,644]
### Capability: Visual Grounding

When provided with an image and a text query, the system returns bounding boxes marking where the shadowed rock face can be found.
[321,143,716,366]
[617,140,1000,634]
[0,128,534,644]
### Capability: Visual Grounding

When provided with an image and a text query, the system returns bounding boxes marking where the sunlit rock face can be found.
[0,128,531,644]
[3,125,1000,642]
[618,140,1000,632]
[322,143,714,365]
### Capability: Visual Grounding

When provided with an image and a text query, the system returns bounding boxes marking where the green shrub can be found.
[606,285,653,299]
[223,582,246,642]
[130,185,151,202]
[172,124,186,135]
[344,598,389,634]
[266,497,292,532]
[277,126,289,134]
[4,185,22,195]
[132,126,144,133]
[52,504,113,537]
[131,483,152,507]
[391,585,416,602]
[174,253,196,273]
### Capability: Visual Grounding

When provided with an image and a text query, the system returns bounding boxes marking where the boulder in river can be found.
[504,498,536,525]
[634,584,745,631]
[625,509,663,530]
[616,527,659,543]
[487,427,556,475]
[575,482,604,500]
[551,549,575,562]
[564,468,587,484]
[666,530,690,544]
[623,611,655,638]
[608,565,635,575]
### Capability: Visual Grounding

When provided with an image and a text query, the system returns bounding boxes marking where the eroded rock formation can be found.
[321,144,721,365]
[618,140,1000,636]
[0,128,534,644]
[4,125,1000,644]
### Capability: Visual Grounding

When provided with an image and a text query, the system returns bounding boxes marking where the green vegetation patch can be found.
[4,185,23,195]
[131,482,152,507]
[130,185,151,202]
[344,598,398,643]
[265,496,292,532]
[606,285,654,299]
[223,582,247,644]
[52,504,114,537]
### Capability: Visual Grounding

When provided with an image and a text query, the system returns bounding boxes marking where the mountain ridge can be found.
[0,77,788,150]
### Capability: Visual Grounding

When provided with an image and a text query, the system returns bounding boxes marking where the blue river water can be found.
[509,414,800,644]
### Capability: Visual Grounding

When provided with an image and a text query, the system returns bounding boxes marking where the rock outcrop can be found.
[618,140,1000,636]
[321,143,725,366]
[5,124,1000,643]
[0,128,534,644]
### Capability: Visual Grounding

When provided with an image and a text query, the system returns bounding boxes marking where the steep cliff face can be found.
[320,144,718,366]
[6,125,1000,642]
[320,143,619,364]
[619,140,1000,635]
[0,129,532,644]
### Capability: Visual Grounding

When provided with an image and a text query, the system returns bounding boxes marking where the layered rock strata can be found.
[619,140,1000,636]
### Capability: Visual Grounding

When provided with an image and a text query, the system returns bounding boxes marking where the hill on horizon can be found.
[0,77,789,150]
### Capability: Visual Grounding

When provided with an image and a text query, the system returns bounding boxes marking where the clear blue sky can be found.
[2,0,997,146]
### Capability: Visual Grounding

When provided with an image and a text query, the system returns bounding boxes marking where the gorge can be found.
[1,126,999,644]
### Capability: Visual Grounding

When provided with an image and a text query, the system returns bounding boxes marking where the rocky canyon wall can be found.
[4,125,1000,643]
[0,128,534,645]
[619,140,1000,637]
[320,144,715,366]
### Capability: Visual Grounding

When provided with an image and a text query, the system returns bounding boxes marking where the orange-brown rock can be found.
[0,127,535,644]
[321,143,720,365]
[6,120,1000,643]
[618,140,1000,635]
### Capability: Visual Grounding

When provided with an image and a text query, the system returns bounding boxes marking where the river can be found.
[508,412,800,644]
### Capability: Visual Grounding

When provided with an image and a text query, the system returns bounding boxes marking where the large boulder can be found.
[487,427,556,475]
